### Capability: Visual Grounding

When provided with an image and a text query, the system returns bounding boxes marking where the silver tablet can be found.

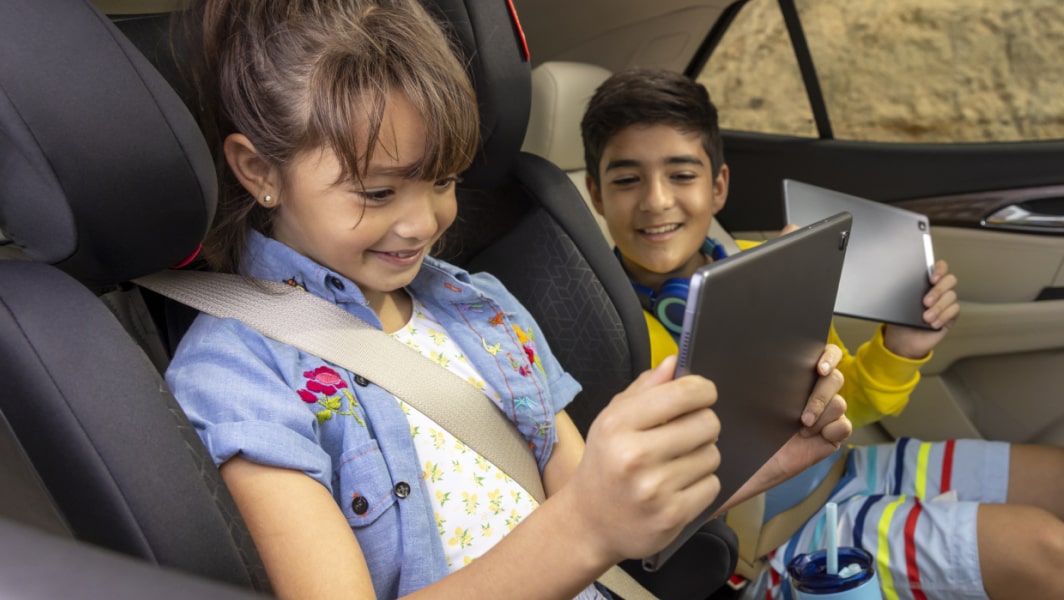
[783,179,936,330]
[644,211,852,572]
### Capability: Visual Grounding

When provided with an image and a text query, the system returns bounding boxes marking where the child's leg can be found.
[975,444,1064,600]
[977,503,1064,600]
[1003,444,1064,518]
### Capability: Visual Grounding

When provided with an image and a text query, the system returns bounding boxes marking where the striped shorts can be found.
[743,438,1010,600]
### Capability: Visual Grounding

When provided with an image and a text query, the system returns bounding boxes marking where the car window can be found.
[697,0,1064,143]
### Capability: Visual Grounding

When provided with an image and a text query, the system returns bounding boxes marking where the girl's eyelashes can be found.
[358,188,394,202]
[434,174,461,190]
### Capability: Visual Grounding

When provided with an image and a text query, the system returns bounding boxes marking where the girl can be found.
[165,1,852,598]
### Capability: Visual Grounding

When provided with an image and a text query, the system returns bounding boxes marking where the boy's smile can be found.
[587,124,729,292]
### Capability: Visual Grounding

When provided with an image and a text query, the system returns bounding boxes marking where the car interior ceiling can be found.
[0,0,738,598]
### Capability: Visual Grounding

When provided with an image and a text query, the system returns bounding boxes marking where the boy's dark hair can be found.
[580,67,724,186]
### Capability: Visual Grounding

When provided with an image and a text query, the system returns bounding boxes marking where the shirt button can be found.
[351,495,369,515]
[354,374,369,387]
[327,276,345,290]
[394,482,411,499]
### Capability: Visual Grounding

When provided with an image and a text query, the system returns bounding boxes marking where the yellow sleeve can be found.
[830,324,931,428]
[646,309,678,369]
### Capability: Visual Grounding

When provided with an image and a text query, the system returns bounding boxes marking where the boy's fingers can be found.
[801,368,844,428]
[817,343,843,375]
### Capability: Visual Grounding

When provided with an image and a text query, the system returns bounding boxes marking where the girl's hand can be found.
[561,355,722,564]
[882,259,960,359]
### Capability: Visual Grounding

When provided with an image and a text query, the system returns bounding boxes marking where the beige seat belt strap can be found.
[135,269,656,600]
[726,447,850,580]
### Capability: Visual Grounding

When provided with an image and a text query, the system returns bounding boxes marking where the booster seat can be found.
[0,0,737,597]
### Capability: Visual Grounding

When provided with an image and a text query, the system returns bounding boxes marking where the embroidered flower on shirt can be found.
[488,311,505,327]
[304,366,347,395]
[513,325,545,375]
[283,277,306,291]
[298,366,364,426]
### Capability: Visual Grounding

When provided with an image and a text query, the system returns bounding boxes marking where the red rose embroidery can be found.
[303,366,347,395]
[298,389,317,403]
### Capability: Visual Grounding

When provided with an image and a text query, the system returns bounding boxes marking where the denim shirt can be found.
[166,230,582,598]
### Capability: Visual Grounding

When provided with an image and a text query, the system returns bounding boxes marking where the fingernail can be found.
[820,362,830,374]
[802,411,814,426]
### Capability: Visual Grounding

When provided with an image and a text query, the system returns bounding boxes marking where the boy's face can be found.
[587,124,729,291]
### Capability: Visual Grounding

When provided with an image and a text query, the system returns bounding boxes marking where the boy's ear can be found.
[711,163,730,215]
[585,173,606,216]
[223,133,279,207]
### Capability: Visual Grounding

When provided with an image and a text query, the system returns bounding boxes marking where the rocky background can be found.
[699,0,1064,143]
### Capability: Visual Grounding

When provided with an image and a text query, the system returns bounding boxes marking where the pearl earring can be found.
[262,194,274,206]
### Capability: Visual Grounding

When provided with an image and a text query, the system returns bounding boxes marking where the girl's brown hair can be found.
[186,0,479,273]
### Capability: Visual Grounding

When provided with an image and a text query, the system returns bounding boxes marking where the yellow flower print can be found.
[505,508,523,530]
[509,489,524,504]
[466,377,486,392]
[428,329,447,345]
[471,473,486,488]
[435,512,446,537]
[481,522,493,538]
[452,440,468,454]
[474,456,490,471]
[429,428,445,449]
[451,459,463,474]
[448,527,473,549]
[435,490,452,507]
[461,491,479,515]
[487,489,504,514]
[430,351,449,367]
[424,461,444,484]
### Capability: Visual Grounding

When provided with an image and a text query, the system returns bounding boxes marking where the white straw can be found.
[825,502,838,575]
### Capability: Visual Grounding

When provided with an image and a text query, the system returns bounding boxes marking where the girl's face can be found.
[271,94,458,310]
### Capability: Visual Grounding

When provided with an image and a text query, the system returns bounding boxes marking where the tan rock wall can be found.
[699,0,1064,142]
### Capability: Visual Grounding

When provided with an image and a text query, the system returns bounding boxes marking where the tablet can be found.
[783,179,936,330]
[643,211,852,572]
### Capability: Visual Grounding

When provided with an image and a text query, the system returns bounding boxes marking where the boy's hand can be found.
[882,259,959,359]
[800,343,847,437]
[715,347,850,513]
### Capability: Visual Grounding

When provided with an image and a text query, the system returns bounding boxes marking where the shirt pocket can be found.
[335,440,398,527]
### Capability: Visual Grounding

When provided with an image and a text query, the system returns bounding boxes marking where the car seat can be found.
[0,0,737,598]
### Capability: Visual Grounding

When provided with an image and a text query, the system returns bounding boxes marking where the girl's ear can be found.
[224,133,279,207]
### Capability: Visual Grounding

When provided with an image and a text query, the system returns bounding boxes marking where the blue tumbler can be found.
[786,547,881,599]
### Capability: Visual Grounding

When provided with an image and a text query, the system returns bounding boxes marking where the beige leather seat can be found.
[522,60,740,253]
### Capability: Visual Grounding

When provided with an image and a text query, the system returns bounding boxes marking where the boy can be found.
[579,67,1064,600]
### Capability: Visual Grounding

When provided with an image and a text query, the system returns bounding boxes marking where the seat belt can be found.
[725,448,849,580]
[135,269,657,600]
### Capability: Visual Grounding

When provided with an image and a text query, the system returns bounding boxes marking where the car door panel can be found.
[717,132,1064,447]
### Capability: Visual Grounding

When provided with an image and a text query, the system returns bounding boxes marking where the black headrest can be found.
[424,0,532,189]
[0,0,214,290]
